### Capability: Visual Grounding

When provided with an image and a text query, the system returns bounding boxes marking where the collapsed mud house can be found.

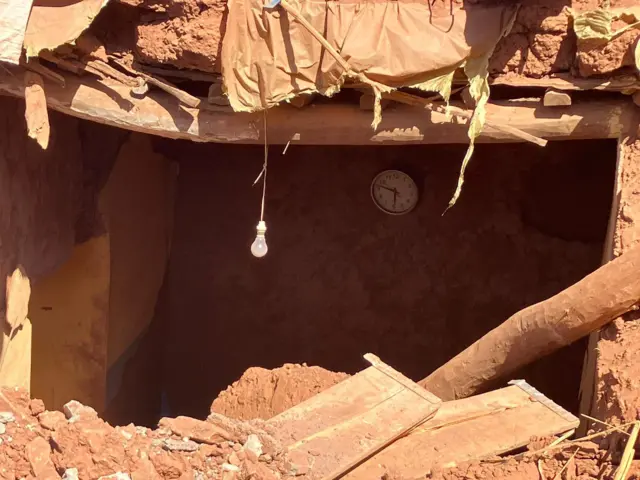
[1,0,640,478]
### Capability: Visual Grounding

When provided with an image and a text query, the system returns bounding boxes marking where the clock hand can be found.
[393,188,398,208]
[375,184,396,193]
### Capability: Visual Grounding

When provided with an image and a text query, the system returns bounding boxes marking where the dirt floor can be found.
[157,139,615,419]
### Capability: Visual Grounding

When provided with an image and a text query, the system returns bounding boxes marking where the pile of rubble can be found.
[0,388,292,480]
[0,380,637,480]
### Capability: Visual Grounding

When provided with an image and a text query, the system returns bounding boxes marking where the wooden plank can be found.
[489,73,640,92]
[268,367,407,444]
[267,357,441,480]
[346,383,579,480]
[0,67,632,145]
[364,353,440,404]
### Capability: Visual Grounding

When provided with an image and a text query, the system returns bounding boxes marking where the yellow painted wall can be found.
[0,320,32,391]
[29,133,176,414]
[30,236,110,412]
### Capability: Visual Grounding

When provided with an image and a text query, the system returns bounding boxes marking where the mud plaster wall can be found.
[27,120,128,412]
[160,139,615,419]
[97,0,639,82]
[30,132,176,419]
[590,119,640,428]
[0,96,82,389]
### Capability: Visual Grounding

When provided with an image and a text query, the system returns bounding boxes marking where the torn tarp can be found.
[23,0,109,57]
[0,0,108,64]
[0,0,34,64]
[221,0,518,112]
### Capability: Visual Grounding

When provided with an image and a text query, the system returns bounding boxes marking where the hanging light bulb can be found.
[250,221,268,258]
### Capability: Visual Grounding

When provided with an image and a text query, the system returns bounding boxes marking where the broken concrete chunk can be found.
[162,438,199,452]
[63,400,98,421]
[243,434,263,459]
[0,412,15,424]
[62,468,79,480]
[0,424,6,434]
[38,411,66,431]
[207,412,281,455]
[26,436,59,479]
[222,471,238,480]
[223,464,240,472]
[29,399,46,416]
[159,416,232,444]
[130,457,161,480]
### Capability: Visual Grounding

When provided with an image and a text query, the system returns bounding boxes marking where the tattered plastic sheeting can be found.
[222,0,516,207]
[23,0,109,57]
[221,0,518,113]
[0,0,34,64]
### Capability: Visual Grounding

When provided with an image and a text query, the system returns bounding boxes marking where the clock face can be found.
[370,170,419,215]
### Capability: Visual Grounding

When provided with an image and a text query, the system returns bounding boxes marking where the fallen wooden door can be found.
[346,379,579,479]
[266,354,442,480]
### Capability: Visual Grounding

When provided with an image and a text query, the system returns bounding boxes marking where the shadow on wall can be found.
[157,139,615,419]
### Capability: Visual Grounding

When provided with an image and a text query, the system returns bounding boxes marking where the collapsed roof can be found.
[0,0,639,202]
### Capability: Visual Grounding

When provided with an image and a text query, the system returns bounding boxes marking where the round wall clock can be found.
[370,170,419,215]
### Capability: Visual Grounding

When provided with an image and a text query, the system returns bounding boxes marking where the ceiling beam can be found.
[0,70,633,145]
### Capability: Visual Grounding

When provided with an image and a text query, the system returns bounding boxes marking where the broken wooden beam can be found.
[489,73,640,92]
[21,59,65,87]
[420,242,640,401]
[23,71,50,149]
[0,68,631,144]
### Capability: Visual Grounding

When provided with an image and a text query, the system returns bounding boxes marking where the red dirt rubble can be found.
[0,387,292,480]
[210,363,348,421]
[0,381,636,480]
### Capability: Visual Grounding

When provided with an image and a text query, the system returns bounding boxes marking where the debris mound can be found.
[0,387,287,480]
[211,363,349,420]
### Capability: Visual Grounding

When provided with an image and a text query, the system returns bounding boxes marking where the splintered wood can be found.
[23,71,49,149]
[266,354,441,480]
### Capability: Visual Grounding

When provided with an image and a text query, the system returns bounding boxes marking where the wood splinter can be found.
[23,71,50,149]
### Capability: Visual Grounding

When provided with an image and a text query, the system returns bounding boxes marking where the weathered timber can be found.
[489,73,640,92]
[420,243,640,401]
[346,383,578,480]
[267,354,441,480]
[23,71,50,149]
[0,68,632,144]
